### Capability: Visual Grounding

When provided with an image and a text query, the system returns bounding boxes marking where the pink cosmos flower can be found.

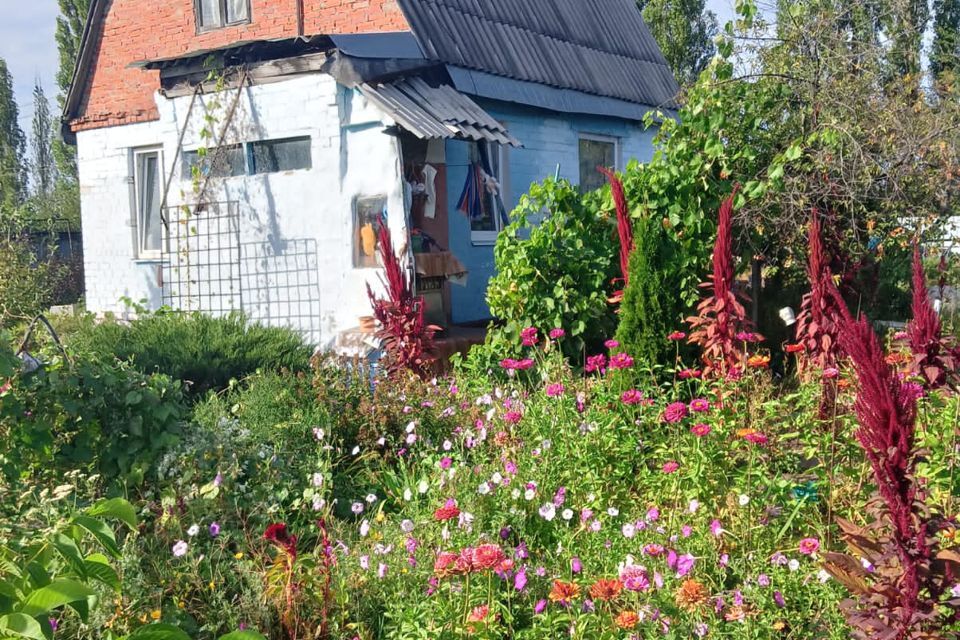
[798,538,820,555]
[690,423,712,437]
[662,461,680,474]
[549,328,566,340]
[662,402,688,423]
[521,327,539,346]
[585,354,607,374]
[621,389,644,405]
[689,398,710,413]
[545,383,565,397]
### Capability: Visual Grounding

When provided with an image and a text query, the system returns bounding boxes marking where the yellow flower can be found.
[150,610,161,621]
[375,512,386,523]
[209,581,215,590]
[234,552,244,560]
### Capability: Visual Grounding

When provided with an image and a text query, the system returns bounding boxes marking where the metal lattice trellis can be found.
[161,201,242,315]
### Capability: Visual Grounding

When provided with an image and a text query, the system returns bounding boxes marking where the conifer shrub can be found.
[614,214,682,372]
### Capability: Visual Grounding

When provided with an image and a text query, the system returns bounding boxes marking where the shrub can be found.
[0,239,56,327]
[487,179,619,360]
[68,311,313,396]
[614,214,682,372]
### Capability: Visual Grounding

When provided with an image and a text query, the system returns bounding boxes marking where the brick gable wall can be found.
[71,0,408,131]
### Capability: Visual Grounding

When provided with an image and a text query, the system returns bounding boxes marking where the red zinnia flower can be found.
[473,544,507,571]
[668,331,687,341]
[434,499,461,522]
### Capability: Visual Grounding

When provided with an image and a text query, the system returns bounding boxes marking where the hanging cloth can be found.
[456,162,485,221]
[476,142,510,228]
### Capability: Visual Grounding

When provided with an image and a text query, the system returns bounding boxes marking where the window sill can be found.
[134,257,163,265]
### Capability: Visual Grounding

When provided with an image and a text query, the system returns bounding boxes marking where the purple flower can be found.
[774,591,786,608]
[213,473,223,488]
[209,522,221,537]
[534,599,548,614]
[676,554,695,577]
[515,569,528,591]
[553,486,567,506]
[571,557,582,574]
[757,573,770,587]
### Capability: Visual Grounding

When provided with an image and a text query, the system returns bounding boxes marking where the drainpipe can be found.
[296,0,305,37]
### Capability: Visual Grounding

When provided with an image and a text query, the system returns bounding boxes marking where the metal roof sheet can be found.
[396,0,680,109]
[359,77,522,146]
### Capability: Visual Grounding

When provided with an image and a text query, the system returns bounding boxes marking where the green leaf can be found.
[218,632,267,640]
[70,516,120,558]
[0,613,45,640]
[127,624,192,640]
[83,555,120,592]
[19,580,96,620]
[51,535,86,580]
[86,498,138,529]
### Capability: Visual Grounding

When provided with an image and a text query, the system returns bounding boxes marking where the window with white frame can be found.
[195,0,250,32]
[578,134,620,192]
[133,148,163,260]
[468,141,509,245]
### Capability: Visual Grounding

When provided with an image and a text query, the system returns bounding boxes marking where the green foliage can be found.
[0,240,59,327]
[68,311,314,397]
[487,179,619,359]
[614,214,681,371]
[637,0,718,86]
[0,58,26,216]
[0,496,135,640]
[0,350,186,486]
[932,0,960,87]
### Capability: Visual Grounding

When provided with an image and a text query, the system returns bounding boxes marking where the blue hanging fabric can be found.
[476,143,510,227]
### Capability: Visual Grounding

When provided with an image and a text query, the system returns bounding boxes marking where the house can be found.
[62,0,679,348]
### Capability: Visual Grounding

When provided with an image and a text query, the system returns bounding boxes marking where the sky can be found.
[0,0,739,134]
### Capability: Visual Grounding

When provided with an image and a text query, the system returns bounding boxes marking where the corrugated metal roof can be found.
[359,77,522,146]
[395,0,680,110]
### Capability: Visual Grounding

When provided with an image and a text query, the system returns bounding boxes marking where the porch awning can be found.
[359,77,521,147]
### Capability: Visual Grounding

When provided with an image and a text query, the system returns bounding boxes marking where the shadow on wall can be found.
[240,238,322,343]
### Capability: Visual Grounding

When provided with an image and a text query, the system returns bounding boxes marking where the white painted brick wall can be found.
[77,74,406,348]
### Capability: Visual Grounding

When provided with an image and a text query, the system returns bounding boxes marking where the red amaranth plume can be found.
[686,186,758,376]
[907,241,955,389]
[366,219,438,379]
[599,167,633,298]
[795,210,844,374]
[823,281,933,637]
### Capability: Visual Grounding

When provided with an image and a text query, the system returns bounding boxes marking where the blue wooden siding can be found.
[445,98,659,324]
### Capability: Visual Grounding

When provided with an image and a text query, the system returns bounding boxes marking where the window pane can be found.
[354,197,386,268]
[579,138,616,192]
[198,0,222,28]
[182,144,246,179]
[137,152,162,253]
[226,0,249,23]
[252,137,312,174]
[468,142,502,233]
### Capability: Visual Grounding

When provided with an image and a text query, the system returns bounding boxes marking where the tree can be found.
[30,81,56,197]
[637,0,718,86]
[883,0,930,78]
[931,0,960,86]
[0,58,26,219]
[54,0,90,181]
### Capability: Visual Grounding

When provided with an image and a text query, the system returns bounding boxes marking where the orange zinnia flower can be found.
[615,610,639,629]
[784,343,805,354]
[548,580,581,604]
[674,579,709,611]
[589,578,623,602]
[747,354,770,369]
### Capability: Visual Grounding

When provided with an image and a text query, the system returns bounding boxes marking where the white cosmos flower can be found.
[443,440,453,451]
[359,520,370,537]
[562,508,574,521]
[403,488,413,501]
[788,559,800,572]
[400,519,414,533]
[688,499,700,513]
[539,503,557,521]
[607,507,620,517]
[418,480,429,494]
[511,489,521,500]
[187,524,200,537]
[365,493,377,503]
[524,489,536,501]
[621,523,636,538]
[491,472,503,485]
[738,494,750,506]
[312,473,324,487]
[405,422,417,434]
[478,482,492,495]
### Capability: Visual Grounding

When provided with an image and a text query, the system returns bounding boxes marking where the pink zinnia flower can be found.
[516,358,535,370]
[676,554,695,577]
[736,331,759,343]
[549,328,566,340]
[621,389,644,405]
[609,352,634,370]
[822,367,839,379]
[678,368,702,380]
[662,461,680,474]
[545,383,565,397]
[689,398,710,413]
[619,564,650,592]
[667,331,687,341]
[798,538,820,556]
[474,544,507,571]
[690,423,712,437]
[585,354,607,374]
[504,411,523,424]
[743,432,768,445]
[521,327,539,346]
[500,358,520,370]
[604,339,620,350]
[662,402,688,423]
